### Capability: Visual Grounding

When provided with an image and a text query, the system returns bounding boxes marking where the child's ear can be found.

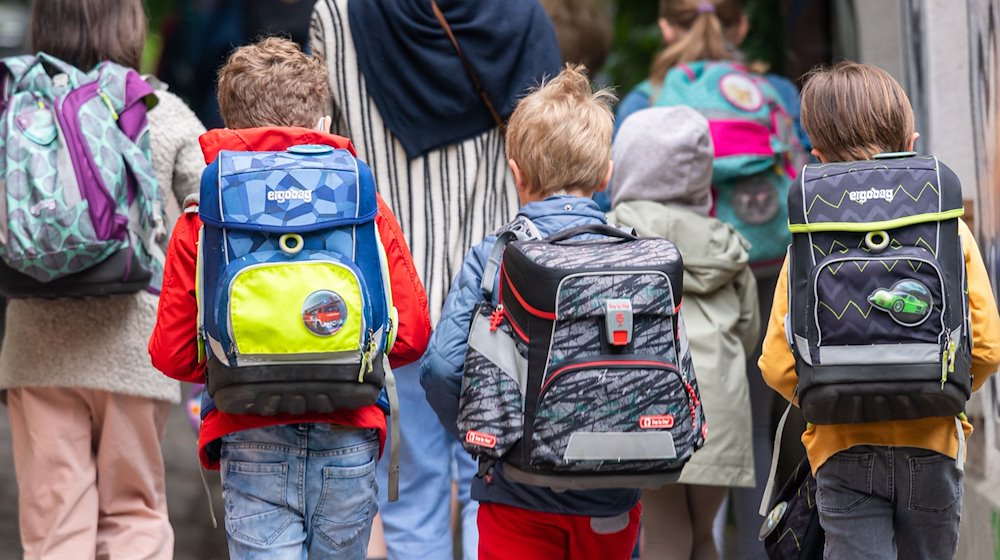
[509,159,530,204]
[907,132,920,152]
[596,160,614,192]
[811,148,829,164]
[316,115,332,133]
[658,18,676,44]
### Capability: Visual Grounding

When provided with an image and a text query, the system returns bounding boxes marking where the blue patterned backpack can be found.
[197,145,396,417]
[0,53,165,297]
[652,60,804,266]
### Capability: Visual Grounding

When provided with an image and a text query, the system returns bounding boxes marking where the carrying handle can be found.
[545,224,638,244]
[13,53,81,90]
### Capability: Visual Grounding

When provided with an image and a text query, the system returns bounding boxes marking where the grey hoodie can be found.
[609,199,759,487]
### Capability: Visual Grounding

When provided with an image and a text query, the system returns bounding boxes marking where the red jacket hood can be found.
[199,127,357,163]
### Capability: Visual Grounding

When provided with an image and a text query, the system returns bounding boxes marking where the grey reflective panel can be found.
[562,432,677,461]
[467,311,528,399]
[818,343,940,365]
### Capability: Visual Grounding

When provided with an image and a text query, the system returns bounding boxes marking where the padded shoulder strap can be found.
[480,216,541,298]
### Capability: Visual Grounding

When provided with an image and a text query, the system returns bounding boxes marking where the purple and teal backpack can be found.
[650,60,804,267]
[0,53,165,298]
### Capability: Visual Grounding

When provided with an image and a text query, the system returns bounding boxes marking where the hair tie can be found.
[697,1,716,14]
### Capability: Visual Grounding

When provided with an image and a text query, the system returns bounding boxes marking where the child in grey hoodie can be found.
[608,106,759,560]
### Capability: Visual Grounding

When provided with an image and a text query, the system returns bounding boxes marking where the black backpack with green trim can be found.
[786,153,971,424]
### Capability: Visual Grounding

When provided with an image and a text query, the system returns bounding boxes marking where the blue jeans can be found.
[376,362,479,560]
[815,445,963,560]
[220,424,380,560]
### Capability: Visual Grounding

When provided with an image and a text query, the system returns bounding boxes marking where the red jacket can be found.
[149,127,431,469]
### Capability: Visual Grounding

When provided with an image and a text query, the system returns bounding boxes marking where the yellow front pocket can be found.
[228,261,366,357]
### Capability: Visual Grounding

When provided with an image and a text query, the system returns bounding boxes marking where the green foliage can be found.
[601,0,661,92]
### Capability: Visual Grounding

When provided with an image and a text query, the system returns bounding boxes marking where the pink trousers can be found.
[6,387,174,560]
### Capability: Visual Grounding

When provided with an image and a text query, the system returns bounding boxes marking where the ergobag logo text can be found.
[786,155,971,424]
[267,188,312,203]
[848,187,895,204]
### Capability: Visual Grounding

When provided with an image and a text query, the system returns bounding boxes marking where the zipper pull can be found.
[358,330,376,383]
[489,305,504,332]
[948,340,957,374]
[940,351,948,389]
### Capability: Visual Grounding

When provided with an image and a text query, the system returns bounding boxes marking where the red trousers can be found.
[478,502,641,560]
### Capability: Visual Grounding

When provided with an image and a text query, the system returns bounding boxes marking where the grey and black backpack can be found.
[457,222,706,490]
[787,153,971,424]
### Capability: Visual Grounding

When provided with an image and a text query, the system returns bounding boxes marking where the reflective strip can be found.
[563,432,677,461]
[207,335,227,363]
[468,311,528,399]
[818,343,940,365]
[794,335,812,365]
[797,337,941,366]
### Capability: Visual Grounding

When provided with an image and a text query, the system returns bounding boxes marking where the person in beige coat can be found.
[0,1,206,557]
[608,106,759,560]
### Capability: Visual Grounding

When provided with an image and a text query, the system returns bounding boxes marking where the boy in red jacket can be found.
[148,37,430,559]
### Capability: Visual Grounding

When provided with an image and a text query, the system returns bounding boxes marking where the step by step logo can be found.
[639,415,675,429]
[465,430,497,449]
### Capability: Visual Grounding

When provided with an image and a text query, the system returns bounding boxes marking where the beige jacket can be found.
[609,200,759,487]
[0,88,205,403]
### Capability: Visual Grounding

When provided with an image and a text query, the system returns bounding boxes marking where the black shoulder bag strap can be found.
[430,0,505,128]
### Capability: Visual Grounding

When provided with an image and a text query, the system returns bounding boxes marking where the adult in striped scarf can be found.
[311,2,561,559]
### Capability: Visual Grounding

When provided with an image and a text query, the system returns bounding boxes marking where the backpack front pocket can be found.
[529,358,695,473]
[222,252,372,361]
[458,305,525,462]
[810,247,946,352]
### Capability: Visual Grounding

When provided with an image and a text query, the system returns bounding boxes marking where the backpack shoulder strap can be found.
[480,215,540,298]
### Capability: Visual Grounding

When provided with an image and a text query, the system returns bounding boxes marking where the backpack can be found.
[458,222,706,490]
[786,154,971,424]
[197,144,396,417]
[651,60,803,266]
[759,456,824,560]
[0,53,165,298]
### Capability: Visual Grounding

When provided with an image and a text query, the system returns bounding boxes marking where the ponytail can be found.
[650,0,743,86]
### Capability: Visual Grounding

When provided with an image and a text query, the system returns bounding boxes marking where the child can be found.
[608,106,759,560]
[148,37,431,559]
[611,5,810,554]
[759,62,1000,559]
[419,64,641,560]
[1,1,203,557]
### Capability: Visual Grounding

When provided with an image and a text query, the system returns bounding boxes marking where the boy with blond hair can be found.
[149,37,431,559]
[759,62,1000,560]
[419,64,641,560]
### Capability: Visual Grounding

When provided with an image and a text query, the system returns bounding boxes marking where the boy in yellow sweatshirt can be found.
[759,62,1000,559]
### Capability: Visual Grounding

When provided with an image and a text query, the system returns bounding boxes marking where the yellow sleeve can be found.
[959,220,1000,391]
[758,257,799,404]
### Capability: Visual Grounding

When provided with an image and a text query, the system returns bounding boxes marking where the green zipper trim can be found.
[789,208,964,233]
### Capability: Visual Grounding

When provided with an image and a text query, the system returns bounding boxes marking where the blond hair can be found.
[651,0,744,85]
[505,64,616,197]
[217,37,330,130]
[800,62,915,162]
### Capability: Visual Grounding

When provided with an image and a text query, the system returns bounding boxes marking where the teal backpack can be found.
[0,53,165,297]
[650,60,804,266]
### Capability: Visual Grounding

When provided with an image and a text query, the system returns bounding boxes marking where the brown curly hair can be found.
[217,37,330,130]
